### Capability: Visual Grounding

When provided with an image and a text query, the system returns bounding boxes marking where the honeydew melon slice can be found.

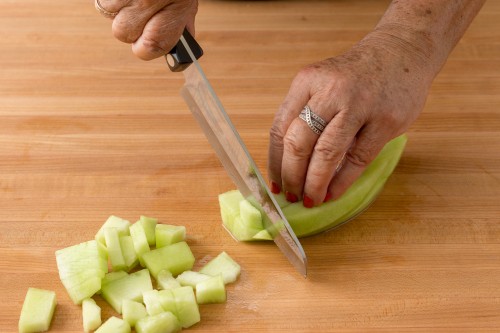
[101,269,153,314]
[158,289,177,316]
[282,134,407,237]
[142,241,195,279]
[130,221,151,267]
[176,270,211,288]
[221,134,407,239]
[95,215,131,245]
[171,286,200,328]
[143,290,165,316]
[95,316,131,333]
[135,312,181,333]
[119,235,139,271]
[140,216,158,246]
[18,288,57,333]
[155,224,186,248]
[199,251,241,284]
[104,227,127,271]
[122,299,148,328]
[82,298,101,332]
[156,270,181,290]
[195,274,226,304]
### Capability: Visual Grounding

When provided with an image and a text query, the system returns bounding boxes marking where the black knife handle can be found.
[166,28,203,72]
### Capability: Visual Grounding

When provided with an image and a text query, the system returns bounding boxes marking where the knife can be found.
[166,29,307,277]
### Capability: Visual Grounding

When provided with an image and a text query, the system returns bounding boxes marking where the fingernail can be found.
[285,191,298,203]
[270,181,281,194]
[303,195,314,208]
[323,192,333,203]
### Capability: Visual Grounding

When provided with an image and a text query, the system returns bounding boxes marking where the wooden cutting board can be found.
[1,0,499,332]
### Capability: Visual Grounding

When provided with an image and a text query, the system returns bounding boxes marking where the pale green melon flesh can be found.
[101,269,153,314]
[82,298,101,332]
[176,270,211,288]
[155,224,186,248]
[102,271,128,286]
[95,216,131,245]
[158,289,177,316]
[18,288,57,333]
[140,216,158,246]
[104,227,127,271]
[199,251,241,284]
[95,316,131,333]
[122,299,148,328]
[135,312,181,333]
[142,241,195,279]
[195,274,226,304]
[156,270,181,290]
[129,221,151,267]
[171,286,200,328]
[55,240,108,304]
[142,290,165,316]
[119,235,139,271]
[221,134,407,239]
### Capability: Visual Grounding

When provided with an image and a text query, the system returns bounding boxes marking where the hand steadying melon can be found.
[220,134,407,240]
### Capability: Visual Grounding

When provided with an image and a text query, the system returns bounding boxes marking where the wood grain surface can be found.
[1,0,499,332]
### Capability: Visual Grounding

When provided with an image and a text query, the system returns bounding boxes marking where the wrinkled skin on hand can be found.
[98,0,198,60]
[268,35,433,207]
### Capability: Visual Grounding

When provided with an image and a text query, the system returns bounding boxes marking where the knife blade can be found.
[166,30,307,276]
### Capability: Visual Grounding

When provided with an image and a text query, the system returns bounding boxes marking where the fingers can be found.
[267,73,311,195]
[97,0,198,61]
[301,111,363,206]
[327,126,394,201]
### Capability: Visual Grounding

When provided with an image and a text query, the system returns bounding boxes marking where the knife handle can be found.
[166,28,204,72]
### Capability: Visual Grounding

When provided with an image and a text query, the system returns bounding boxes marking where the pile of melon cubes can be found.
[19,215,241,333]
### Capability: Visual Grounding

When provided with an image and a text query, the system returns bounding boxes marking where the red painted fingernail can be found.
[285,191,298,203]
[303,195,314,208]
[270,181,281,194]
[323,192,333,203]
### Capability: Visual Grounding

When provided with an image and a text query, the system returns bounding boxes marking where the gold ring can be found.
[95,0,119,19]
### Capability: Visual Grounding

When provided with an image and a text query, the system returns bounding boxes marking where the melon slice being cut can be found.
[18,288,57,333]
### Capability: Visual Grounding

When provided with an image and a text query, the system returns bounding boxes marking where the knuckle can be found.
[269,123,286,147]
[346,145,375,167]
[283,131,310,159]
[313,140,343,163]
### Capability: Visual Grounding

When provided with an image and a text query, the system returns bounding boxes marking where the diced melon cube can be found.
[142,241,195,279]
[18,288,57,333]
[104,227,127,271]
[171,286,200,328]
[140,216,158,246]
[218,190,244,230]
[176,271,211,289]
[158,289,177,316]
[95,316,130,333]
[135,312,181,333]
[56,240,108,304]
[122,299,148,328]
[155,224,186,248]
[156,270,181,290]
[195,274,226,304]
[199,251,241,284]
[101,271,128,287]
[82,298,101,332]
[129,221,150,266]
[95,215,131,245]
[120,235,139,271]
[143,290,165,316]
[101,269,153,314]
[252,229,273,240]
